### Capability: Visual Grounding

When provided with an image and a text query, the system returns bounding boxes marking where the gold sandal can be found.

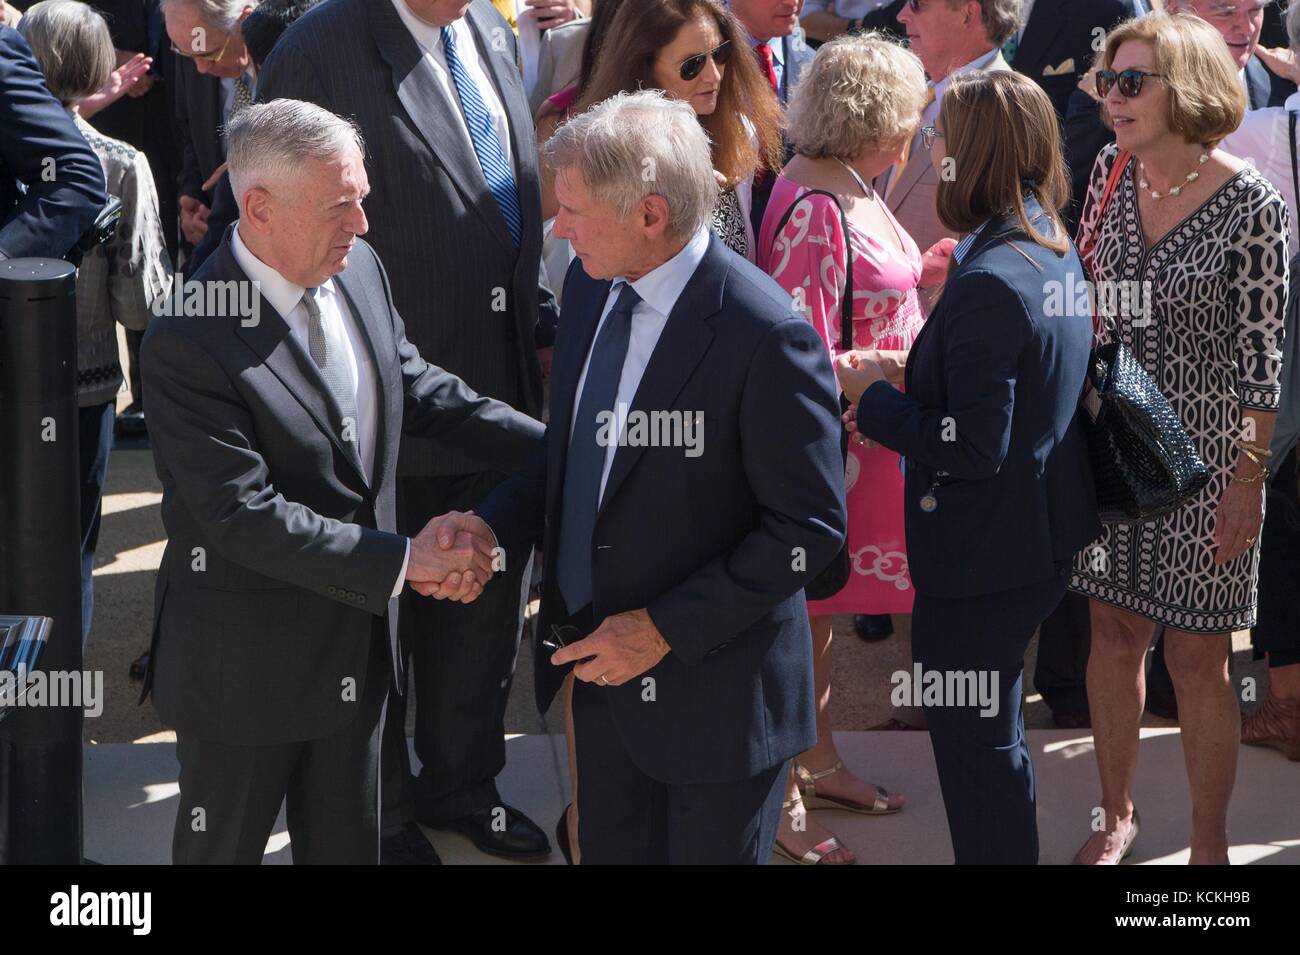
[773,797,854,865]
[795,760,901,815]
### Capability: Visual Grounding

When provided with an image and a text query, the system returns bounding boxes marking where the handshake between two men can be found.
[403,511,500,603]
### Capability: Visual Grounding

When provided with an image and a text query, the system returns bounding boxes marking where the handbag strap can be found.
[1289,111,1298,221]
[1079,148,1131,266]
[771,187,855,350]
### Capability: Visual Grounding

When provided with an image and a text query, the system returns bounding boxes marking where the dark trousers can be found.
[1255,448,1300,667]
[912,568,1071,864]
[171,625,389,864]
[381,471,531,829]
[571,678,787,864]
[78,401,115,646]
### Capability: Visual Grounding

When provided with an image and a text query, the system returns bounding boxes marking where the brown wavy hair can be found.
[935,70,1070,254]
[574,0,784,187]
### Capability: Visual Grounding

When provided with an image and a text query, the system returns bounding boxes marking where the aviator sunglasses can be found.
[676,39,733,82]
[1095,68,1165,98]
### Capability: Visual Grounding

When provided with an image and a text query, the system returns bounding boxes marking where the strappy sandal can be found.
[795,760,901,815]
[773,797,854,865]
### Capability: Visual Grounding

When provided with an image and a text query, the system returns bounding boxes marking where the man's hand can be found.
[179,196,210,245]
[406,510,498,602]
[551,609,670,686]
[526,0,584,29]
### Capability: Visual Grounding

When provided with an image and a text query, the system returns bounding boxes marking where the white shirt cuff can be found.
[392,538,411,598]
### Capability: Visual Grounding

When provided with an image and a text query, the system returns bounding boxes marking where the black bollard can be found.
[0,258,84,864]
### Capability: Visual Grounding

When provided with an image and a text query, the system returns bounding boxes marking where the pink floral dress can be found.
[759,175,926,615]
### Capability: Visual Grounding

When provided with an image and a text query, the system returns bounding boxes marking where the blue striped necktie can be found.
[440,24,522,247]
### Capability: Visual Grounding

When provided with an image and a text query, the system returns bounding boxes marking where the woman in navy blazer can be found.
[837,71,1100,864]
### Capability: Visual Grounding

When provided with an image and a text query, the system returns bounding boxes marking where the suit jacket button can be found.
[346,590,357,600]
[358,594,367,604]
[327,585,337,594]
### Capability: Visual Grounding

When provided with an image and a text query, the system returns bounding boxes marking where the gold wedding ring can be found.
[599,674,609,685]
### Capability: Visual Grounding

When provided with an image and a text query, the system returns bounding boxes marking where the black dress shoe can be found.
[555,803,574,865]
[381,822,442,865]
[439,804,551,860]
[854,614,894,641]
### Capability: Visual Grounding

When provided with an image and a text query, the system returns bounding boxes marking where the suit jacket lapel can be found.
[598,237,723,512]
[219,233,370,491]
[334,263,398,493]
[369,1,516,253]
[886,128,931,211]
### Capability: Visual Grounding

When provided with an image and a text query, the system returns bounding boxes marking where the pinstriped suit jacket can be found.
[256,0,556,476]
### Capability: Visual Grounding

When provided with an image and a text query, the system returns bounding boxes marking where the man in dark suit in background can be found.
[460,91,846,864]
[0,23,107,258]
[140,99,543,864]
[161,0,258,249]
[254,0,558,862]
[730,0,816,232]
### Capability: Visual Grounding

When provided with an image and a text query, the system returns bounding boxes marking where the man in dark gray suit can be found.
[162,0,259,247]
[139,99,543,864]
[253,0,557,860]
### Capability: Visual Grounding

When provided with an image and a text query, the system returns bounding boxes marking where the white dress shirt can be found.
[1223,90,1300,252]
[230,224,409,595]
[570,227,710,504]
[392,0,515,171]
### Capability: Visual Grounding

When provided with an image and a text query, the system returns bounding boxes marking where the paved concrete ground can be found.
[84,731,1300,865]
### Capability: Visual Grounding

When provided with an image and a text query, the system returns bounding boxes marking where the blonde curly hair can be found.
[787,31,929,161]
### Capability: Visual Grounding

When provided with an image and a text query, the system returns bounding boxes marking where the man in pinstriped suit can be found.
[255,0,556,862]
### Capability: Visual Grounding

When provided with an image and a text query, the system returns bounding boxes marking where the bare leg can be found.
[1074,599,1154,863]
[1165,631,1236,864]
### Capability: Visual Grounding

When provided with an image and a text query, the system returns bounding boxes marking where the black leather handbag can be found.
[771,189,852,600]
[1083,329,1210,523]
[1077,150,1210,523]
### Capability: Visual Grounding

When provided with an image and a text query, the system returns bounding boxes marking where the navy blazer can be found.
[0,26,106,258]
[477,234,846,785]
[857,200,1100,600]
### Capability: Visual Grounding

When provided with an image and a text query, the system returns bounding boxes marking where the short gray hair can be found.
[947,0,1022,47]
[18,0,116,107]
[543,90,718,240]
[226,98,364,201]
[161,0,257,31]
[1288,0,1300,53]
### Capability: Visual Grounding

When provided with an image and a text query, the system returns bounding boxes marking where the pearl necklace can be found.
[1138,152,1209,199]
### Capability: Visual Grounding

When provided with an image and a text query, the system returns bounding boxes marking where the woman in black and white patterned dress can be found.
[1069,13,1289,866]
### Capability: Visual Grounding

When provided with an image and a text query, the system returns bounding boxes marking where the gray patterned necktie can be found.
[230,74,252,119]
[302,288,359,457]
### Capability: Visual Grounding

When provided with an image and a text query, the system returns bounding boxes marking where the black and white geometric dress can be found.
[1069,144,1290,633]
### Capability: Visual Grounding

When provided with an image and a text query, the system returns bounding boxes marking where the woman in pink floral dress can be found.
[758,34,950,865]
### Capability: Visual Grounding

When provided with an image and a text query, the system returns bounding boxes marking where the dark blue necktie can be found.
[440,25,522,247]
[555,283,642,614]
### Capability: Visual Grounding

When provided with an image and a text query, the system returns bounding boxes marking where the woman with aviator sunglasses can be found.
[537,0,782,261]
[1070,12,1289,865]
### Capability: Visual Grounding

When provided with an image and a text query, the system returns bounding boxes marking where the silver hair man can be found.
[226,97,364,202]
[543,90,719,240]
[161,0,258,31]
